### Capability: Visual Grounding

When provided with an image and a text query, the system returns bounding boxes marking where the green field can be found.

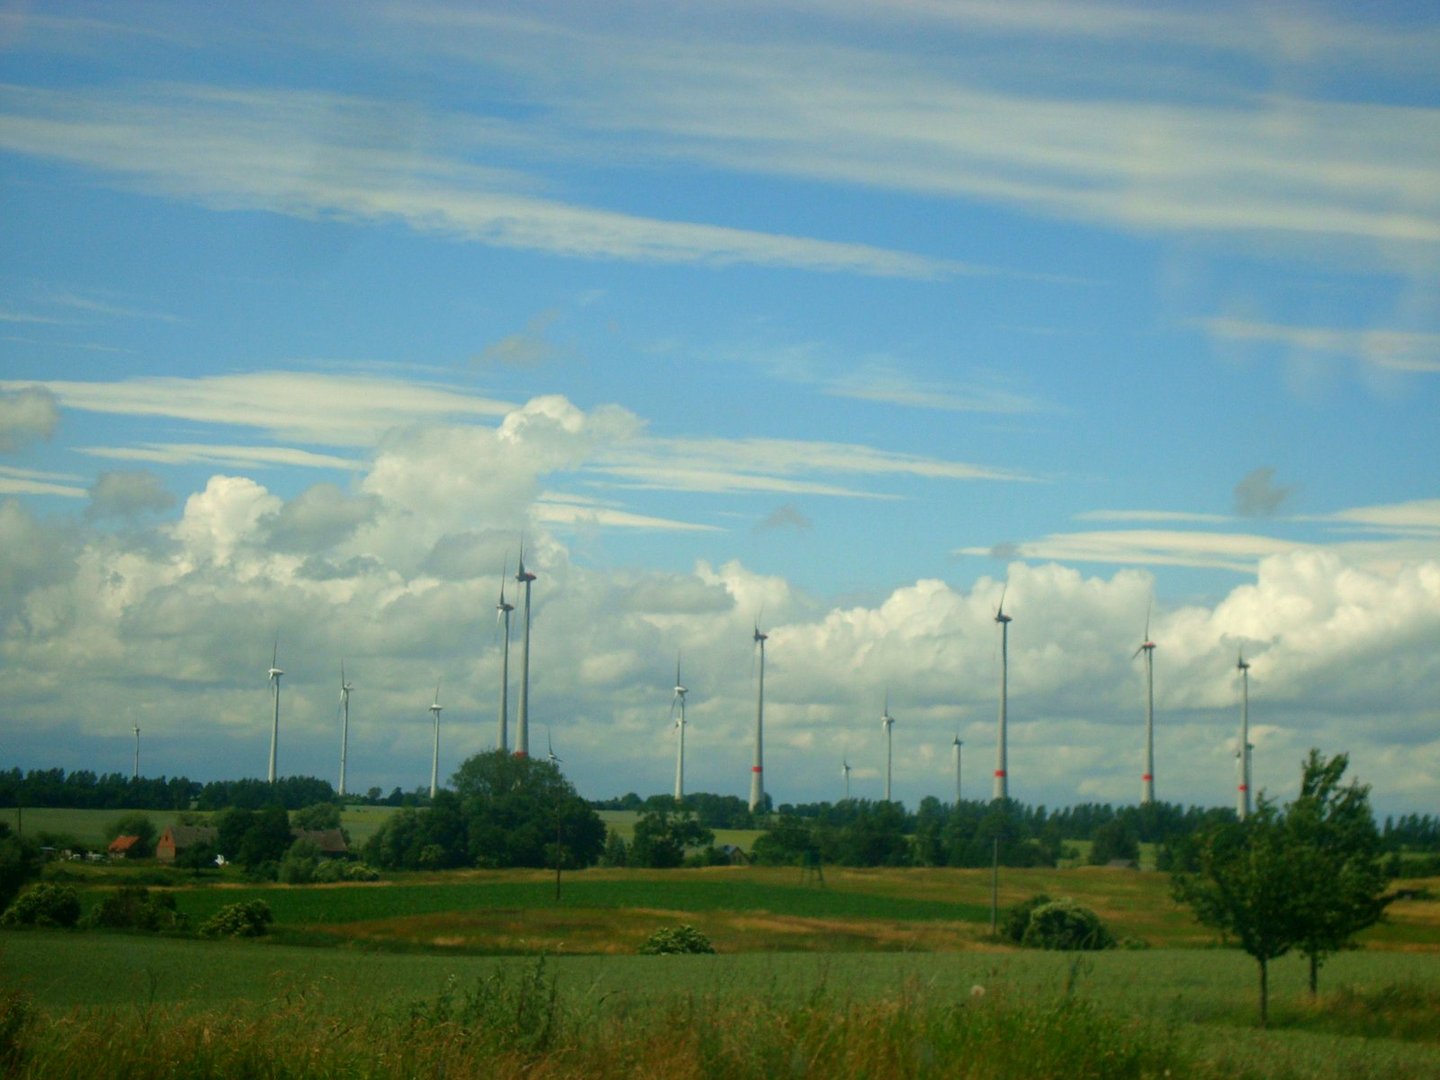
[0,805,403,849]
[3,864,1439,1078]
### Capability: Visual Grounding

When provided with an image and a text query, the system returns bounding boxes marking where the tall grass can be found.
[6,958,1440,1080]
[2,964,1185,1080]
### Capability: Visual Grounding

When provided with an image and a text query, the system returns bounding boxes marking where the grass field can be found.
[4,864,1439,1078]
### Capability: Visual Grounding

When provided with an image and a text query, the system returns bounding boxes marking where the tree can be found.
[1172,800,1301,1027]
[630,806,714,868]
[1286,750,1390,995]
[0,824,40,912]
[1088,817,1139,865]
[364,752,605,871]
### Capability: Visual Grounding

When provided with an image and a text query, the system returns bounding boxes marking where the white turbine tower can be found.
[132,723,140,781]
[267,637,283,784]
[748,622,768,814]
[496,565,514,752]
[515,547,537,758]
[952,734,962,803]
[993,589,1012,802]
[428,682,443,800]
[338,662,354,797]
[881,693,896,802]
[1236,651,1252,820]
[841,758,852,802]
[1134,609,1156,805]
[671,653,688,802]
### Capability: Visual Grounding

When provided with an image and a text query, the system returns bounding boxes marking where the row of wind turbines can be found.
[264,551,543,798]
[674,593,1260,820]
[260,564,1259,817]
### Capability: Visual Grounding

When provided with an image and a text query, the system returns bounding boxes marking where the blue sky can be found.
[2,1,1437,815]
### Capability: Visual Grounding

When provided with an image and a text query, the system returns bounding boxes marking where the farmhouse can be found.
[155,825,219,863]
[107,834,142,859]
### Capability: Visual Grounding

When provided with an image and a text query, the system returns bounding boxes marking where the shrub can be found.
[1001,893,1052,944]
[200,900,273,938]
[639,924,715,955]
[1020,898,1116,951]
[0,884,81,928]
[85,886,187,932]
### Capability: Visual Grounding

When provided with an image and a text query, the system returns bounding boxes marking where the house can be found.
[155,824,219,863]
[107,834,142,859]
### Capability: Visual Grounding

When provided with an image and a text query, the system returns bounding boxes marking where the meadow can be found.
[4,812,1439,1078]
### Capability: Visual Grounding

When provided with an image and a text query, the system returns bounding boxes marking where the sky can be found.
[1,1,1437,817]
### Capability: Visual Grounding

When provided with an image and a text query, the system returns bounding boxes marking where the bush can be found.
[1001,893,1052,944]
[1020,898,1116,951]
[311,859,379,883]
[1,884,81,928]
[639,924,715,955]
[200,900,273,938]
[85,886,187,932]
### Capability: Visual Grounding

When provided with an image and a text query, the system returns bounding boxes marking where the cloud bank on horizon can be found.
[1,1,1436,814]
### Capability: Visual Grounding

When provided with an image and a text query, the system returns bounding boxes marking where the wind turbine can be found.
[547,729,562,766]
[338,662,354,797]
[881,692,896,802]
[749,622,768,814]
[515,546,537,758]
[952,734,962,803]
[132,723,140,781]
[671,653,688,802]
[993,588,1012,802]
[267,637,283,784]
[841,758,852,802]
[1134,607,1156,805]
[496,564,514,752]
[1236,651,1251,820]
[428,682,443,800]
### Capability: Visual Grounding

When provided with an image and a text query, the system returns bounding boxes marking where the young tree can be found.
[1286,750,1390,995]
[1172,800,1300,1027]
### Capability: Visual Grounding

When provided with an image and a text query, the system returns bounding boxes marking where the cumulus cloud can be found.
[0,387,60,451]
[86,470,174,520]
[259,483,377,553]
[0,394,1436,815]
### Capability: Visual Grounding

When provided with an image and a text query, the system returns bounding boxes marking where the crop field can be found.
[4,858,1439,1077]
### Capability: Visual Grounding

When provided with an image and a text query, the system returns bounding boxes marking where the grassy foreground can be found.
[4,940,1440,1079]
[4,864,1438,1077]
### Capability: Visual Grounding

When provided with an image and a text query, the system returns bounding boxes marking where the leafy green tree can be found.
[750,814,816,866]
[629,806,714,868]
[1172,800,1300,1027]
[0,824,40,912]
[364,752,604,871]
[291,802,342,831]
[1089,817,1139,865]
[600,830,628,867]
[1286,750,1390,995]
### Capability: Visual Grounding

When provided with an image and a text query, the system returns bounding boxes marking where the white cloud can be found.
[0,82,959,279]
[0,464,86,498]
[0,372,513,447]
[1203,317,1440,374]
